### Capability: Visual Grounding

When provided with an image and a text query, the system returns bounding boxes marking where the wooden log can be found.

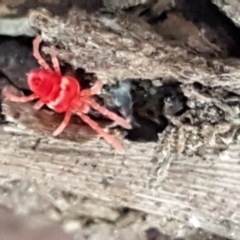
[1,90,240,239]
[1,2,240,239]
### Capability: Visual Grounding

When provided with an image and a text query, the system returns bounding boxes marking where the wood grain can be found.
[1,96,240,239]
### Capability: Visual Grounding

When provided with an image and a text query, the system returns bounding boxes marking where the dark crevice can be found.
[175,0,240,57]
[101,79,188,142]
[135,0,240,58]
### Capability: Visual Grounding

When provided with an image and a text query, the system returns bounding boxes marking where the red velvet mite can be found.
[2,36,131,154]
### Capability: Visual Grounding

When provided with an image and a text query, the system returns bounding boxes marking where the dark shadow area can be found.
[175,0,240,57]
[134,0,240,58]
[0,36,38,90]
[102,79,188,142]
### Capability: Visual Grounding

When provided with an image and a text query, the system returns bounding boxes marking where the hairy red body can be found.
[28,69,80,112]
[2,36,131,154]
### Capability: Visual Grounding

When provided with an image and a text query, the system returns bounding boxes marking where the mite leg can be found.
[81,80,103,96]
[2,87,38,102]
[33,100,45,110]
[53,110,72,136]
[33,35,52,70]
[49,46,61,74]
[77,112,124,154]
[86,99,131,129]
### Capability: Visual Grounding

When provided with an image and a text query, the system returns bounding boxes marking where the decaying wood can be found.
[2,1,240,239]
[28,8,240,96]
[1,91,240,239]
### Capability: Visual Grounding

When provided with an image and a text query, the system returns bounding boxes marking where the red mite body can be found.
[2,36,131,154]
[27,69,79,113]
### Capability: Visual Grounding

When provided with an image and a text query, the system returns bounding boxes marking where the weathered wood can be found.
[28,8,240,96]
[1,95,240,239]
[1,1,240,239]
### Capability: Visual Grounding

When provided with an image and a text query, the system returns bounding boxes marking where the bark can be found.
[28,8,240,93]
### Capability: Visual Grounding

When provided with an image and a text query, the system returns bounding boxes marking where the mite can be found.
[2,36,131,154]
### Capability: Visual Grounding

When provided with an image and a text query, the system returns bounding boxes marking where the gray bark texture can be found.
[1,0,240,239]
[1,95,236,240]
